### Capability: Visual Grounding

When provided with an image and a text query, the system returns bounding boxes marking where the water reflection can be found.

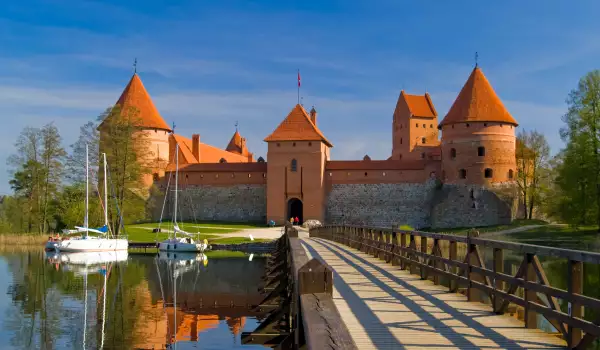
[1,248,267,349]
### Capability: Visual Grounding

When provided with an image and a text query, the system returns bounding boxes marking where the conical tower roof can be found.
[226,130,244,154]
[439,67,517,127]
[264,104,332,147]
[102,73,171,131]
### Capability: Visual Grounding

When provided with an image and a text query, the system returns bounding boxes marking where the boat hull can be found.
[45,241,58,251]
[158,241,207,252]
[56,238,128,252]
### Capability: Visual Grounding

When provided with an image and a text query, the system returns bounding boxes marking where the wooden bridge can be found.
[243,224,600,349]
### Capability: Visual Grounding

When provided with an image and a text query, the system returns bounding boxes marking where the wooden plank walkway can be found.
[301,237,567,350]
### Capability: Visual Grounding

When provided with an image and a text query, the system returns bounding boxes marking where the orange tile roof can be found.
[226,130,251,156]
[264,104,333,147]
[440,67,518,127]
[103,73,171,131]
[172,134,250,164]
[401,91,437,118]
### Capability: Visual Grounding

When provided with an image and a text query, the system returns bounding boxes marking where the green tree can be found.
[516,130,550,219]
[39,123,67,232]
[555,70,600,230]
[98,105,152,235]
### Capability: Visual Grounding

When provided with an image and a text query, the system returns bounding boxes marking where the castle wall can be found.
[325,181,515,229]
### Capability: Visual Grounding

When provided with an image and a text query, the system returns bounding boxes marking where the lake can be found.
[0,248,269,349]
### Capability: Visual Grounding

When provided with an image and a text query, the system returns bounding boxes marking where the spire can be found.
[226,129,250,156]
[439,67,518,127]
[104,73,171,131]
[133,58,137,73]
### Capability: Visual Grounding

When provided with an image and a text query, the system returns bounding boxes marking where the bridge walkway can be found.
[301,237,567,350]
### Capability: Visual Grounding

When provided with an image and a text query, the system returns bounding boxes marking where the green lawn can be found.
[496,224,600,251]
[422,219,549,235]
[123,225,272,245]
[209,237,272,244]
[128,221,266,229]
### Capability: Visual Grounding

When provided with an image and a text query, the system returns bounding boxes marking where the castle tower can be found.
[226,130,255,162]
[99,73,172,188]
[391,91,439,161]
[264,104,333,224]
[439,67,518,185]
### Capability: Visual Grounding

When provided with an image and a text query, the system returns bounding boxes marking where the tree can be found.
[555,70,600,230]
[39,123,66,232]
[98,105,152,235]
[65,120,100,185]
[516,130,550,219]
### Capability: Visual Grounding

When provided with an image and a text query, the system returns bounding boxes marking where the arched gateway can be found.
[287,198,303,224]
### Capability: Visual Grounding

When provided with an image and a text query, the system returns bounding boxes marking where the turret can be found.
[439,67,518,185]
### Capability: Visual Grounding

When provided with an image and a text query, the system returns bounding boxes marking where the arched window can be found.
[478,147,485,156]
[508,169,514,179]
[219,158,227,163]
[421,152,425,159]
[485,168,493,178]
[450,148,456,159]
[459,169,467,179]
[291,159,297,172]
[400,138,403,144]
[415,123,419,127]
[421,137,426,144]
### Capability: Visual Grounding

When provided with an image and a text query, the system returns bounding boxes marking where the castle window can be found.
[421,152,425,159]
[364,172,368,177]
[484,123,488,126]
[185,174,188,179]
[293,142,296,147]
[308,142,312,146]
[382,172,386,176]
[200,174,204,178]
[422,124,426,128]
[450,148,456,159]
[291,159,297,172]
[219,158,227,163]
[466,123,470,127]
[277,143,281,147]
[400,124,403,129]
[231,173,235,178]
[329,172,332,177]
[485,168,493,178]
[263,173,266,178]
[347,172,351,176]
[478,147,485,156]
[459,169,467,179]
[452,125,455,129]
[416,123,419,127]
[152,173,159,181]
[400,138,403,144]
[248,174,252,178]
[421,137,426,144]
[215,174,219,178]
[508,169,514,179]
[430,124,433,128]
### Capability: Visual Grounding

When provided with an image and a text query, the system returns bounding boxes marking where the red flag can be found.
[298,71,301,87]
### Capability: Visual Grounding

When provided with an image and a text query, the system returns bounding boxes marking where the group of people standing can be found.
[289,217,300,225]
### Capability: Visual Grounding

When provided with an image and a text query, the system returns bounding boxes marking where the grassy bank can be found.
[496,224,600,251]
[0,233,49,245]
[421,219,549,235]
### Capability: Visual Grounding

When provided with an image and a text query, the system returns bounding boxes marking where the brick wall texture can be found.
[325,180,515,229]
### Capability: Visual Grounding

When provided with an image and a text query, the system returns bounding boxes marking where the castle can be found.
[101,66,518,229]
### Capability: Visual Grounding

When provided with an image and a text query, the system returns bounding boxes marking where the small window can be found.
[277,143,281,147]
[231,173,235,178]
[152,173,159,181]
[400,124,403,129]
[293,142,296,147]
[219,158,227,163]
[364,172,368,176]
[466,123,470,128]
[508,169,514,179]
[200,174,204,178]
[430,124,433,128]
[263,173,266,178]
[421,137,426,144]
[422,124,426,128]
[291,159,297,172]
[485,168,493,178]
[400,138,403,144]
[450,148,456,159]
[329,172,332,177]
[484,123,488,126]
[459,169,467,179]
[347,172,351,176]
[452,125,455,129]
[382,172,386,176]
[185,174,188,179]
[478,147,485,156]
[215,174,219,178]
[421,152,425,159]
[416,123,419,127]
[308,142,312,146]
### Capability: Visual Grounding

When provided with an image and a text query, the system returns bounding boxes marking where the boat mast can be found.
[85,144,89,238]
[103,153,109,236]
[173,145,179,239]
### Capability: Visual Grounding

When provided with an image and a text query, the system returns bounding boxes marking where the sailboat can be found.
[56,146,128,252]
[158,144,208,252]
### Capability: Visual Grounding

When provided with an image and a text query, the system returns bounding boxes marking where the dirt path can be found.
[480,225,547,237]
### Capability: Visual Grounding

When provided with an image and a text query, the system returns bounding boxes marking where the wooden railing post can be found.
[433,238,440,285]
[449,240,457,292]
[390,231,398,266]
[568,260,583,347]
[400,232,407,270]
[493,248,504,313]
[421,236,428,280]
[409,233,417,275]
[524,253,537,329]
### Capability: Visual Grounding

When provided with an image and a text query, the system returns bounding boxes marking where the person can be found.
[294,217,299,225]
[290,217,294,225]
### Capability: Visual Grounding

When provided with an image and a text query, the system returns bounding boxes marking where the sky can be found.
[1,0,599,194]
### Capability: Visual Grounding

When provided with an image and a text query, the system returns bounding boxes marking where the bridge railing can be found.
[310,225,600,350]
[242,224,356,349]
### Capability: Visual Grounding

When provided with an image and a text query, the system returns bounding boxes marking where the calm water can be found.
[0,249,269,350]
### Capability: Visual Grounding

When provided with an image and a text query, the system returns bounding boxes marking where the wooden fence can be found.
[310,225,600,350]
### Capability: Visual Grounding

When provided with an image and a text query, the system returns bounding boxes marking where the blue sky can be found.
[1,0,599,194]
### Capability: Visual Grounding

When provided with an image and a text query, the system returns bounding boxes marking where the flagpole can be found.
[297,69,300,105]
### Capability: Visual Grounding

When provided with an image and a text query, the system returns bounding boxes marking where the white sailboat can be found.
[56,146,128,252]
[158,144,208,252]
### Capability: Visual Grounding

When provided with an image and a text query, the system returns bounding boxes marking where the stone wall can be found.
[155,184,266,223]
[325,181,515,229]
